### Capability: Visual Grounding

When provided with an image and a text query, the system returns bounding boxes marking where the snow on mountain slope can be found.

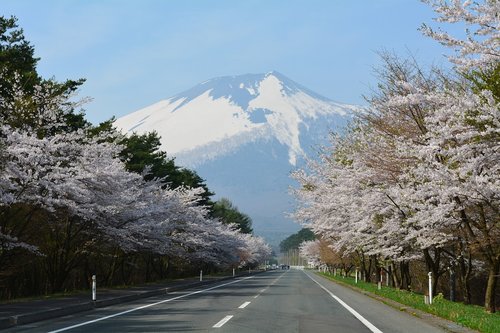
[114,71,359,167]
[115,71,361,242]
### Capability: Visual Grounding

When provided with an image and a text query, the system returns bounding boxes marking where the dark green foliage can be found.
[279,228,315,252]
[0,16,245,301]
[461,64,500,143]
[212,198,253,234]
[0,16,38,83]
[60,111,91,132]
[119,131,213,206]
[466,64,500,103]
[0,16,86,135]
[88,117,117,137]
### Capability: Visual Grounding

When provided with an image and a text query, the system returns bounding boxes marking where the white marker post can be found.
[428,272,433,305]
[200,270,203,282]
[355,268,358,283]
[92,275,96,301]
[233,268,235,277]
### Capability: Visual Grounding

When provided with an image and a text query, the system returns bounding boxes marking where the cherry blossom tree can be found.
[421,0,499,71]
[0,71,271,294]
[292,0,499,311]
[299,240,322,267]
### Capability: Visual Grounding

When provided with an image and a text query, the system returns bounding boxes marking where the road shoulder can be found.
[313,271,477,333]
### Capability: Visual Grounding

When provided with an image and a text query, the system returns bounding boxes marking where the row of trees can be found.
[293,1,499,312]
[0,16,270,299]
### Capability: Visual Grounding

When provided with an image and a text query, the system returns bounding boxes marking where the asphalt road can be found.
[4,270,446,333]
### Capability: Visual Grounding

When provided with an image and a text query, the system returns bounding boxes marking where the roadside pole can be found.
[428,272,433,305]
[92,275,96,301]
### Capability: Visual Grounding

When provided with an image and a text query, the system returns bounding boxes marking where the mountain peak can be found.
[113,72,361,242]
[265,70,285,78]
[114,72,359,167]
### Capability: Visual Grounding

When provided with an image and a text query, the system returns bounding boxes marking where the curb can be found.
[0,271,262,330]
[315,272,478,333]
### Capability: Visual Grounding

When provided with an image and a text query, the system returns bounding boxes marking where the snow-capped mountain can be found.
[114,71,358,168]
[114,72,360,245]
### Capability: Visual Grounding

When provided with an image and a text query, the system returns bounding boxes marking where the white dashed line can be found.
[238,301,251,309]
[48,277,252,333]
[213,315,233,328]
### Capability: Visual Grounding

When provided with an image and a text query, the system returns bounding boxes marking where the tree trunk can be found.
[106,250,120,285]
[449,267,456,302]
[391,262,401,289]
[373,257,381,284]
[484,257,499,313]
[400,261,411,290]
[423,248,442,296]
[387,264,393,287]
[458,252,472,304]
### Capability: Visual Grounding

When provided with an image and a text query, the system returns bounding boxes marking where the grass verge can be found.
[318,272,500,333]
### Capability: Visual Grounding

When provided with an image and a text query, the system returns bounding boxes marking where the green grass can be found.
[318,272,500,333]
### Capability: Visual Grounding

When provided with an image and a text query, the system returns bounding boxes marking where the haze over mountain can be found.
[114,71,360,247]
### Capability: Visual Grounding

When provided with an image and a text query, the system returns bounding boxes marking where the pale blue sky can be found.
[2,0,459,124]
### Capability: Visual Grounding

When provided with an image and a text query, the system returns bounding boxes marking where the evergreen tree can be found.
[0,15,271,299]
[0,16,38,87]
[212,198,253,234]
[0,16,88,134]
[279,228,315,252]
[119,131,214,207]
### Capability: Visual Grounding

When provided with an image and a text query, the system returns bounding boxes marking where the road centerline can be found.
[47,276,253,333]
[238,301,251,309]
[213,315,233,328]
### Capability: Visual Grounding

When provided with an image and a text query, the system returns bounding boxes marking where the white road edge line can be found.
[304,271,383,333]
[213,315,233,328]
[238,301,251,309]
[47,277,253,333]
